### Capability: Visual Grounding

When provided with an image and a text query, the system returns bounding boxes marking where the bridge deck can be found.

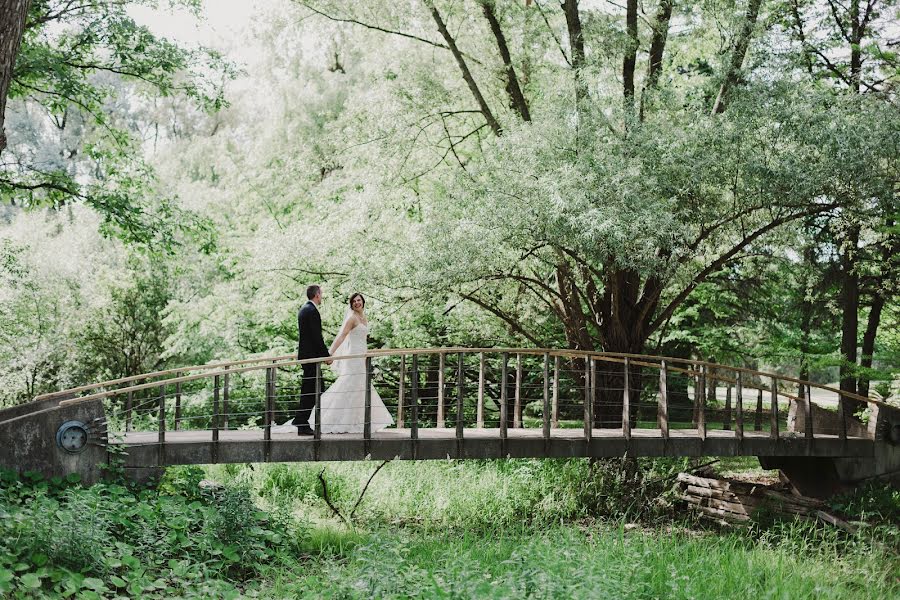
[115,428,873,467]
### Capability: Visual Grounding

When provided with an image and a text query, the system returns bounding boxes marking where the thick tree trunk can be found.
[622,0,638,118]
[0,0,31,155]
[711,0,764,114]
[562,0,587,116]
[639,0,673,120]
[839,225,860,409]
[857,295,883,398]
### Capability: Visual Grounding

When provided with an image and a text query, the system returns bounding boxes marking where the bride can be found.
[274,293,393,434]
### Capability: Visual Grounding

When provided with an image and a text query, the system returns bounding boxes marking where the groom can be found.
[296,284,331,435]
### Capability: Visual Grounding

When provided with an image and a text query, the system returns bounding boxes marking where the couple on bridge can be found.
[276,285,394,435]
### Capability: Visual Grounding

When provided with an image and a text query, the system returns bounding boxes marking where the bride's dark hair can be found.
[348,292,365,308]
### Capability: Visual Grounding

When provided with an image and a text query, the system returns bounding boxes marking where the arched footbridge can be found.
[2,349,898,497]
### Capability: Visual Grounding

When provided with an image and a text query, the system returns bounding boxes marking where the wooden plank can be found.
[477,352,485,428]
[456,353,464,441]
[397,355,405,429]
[542,353,550,441]
[437,353,445,428]
[735,371,743,440]
[623,357,631,440]
[500,352,509,442]
[770,377,779,439]
[658,360,669,439]
[513,354,523,428]
[552,355,560,428]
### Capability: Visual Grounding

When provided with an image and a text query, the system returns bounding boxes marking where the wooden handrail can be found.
[55,346,891,411]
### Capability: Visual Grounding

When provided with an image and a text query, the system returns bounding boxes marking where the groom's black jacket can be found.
[297,301,329,360]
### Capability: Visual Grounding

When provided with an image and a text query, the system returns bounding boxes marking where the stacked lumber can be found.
[676,473,856,532]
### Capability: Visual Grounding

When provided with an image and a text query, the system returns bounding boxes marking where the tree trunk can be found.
[839,225,860,410]
[622,0,638,118]
[481,1,530,122]
[711,0,764,115]
[639,0,673,120]
[0,0,31,155]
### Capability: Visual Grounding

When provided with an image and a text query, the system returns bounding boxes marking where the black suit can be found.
[296,301,330,427]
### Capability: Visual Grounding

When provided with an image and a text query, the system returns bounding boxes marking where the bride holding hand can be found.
[314,292,393,434]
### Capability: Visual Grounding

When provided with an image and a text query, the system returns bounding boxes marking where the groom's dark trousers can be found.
[296,301,330,427]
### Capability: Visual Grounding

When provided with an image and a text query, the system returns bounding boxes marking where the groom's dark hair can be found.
[306,285,321,300]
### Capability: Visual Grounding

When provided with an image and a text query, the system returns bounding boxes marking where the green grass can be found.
[1,460,897,598]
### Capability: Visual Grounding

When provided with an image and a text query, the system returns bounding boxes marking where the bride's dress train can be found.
[271,323,393,434]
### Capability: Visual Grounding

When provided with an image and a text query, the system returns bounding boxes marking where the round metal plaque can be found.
[56,420,89,454]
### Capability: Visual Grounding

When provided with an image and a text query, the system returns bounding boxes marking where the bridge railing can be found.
[53,348,892,444]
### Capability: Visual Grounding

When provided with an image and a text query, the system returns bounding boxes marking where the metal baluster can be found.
[397,355,406,429]
[542,353,550,441]
[735,371,744,440]
[770,377,779,439]
[212,375,220,442]
[456,353,464,445]
[437,353,445,428]
[500,352,509,443]
[364,356,372,449]
[410,355,419,441]
[658,360,669,439]
[477,352,485,428]
[623,357,631,440]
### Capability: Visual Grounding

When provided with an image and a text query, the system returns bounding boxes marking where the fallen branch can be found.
[350,460,391,520]
[318,467,349,526]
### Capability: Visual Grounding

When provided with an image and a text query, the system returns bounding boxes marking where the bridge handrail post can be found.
[755,388,763,431]
[804,383,814,441]
[314,363,322,441]
[697,365,706,440]
[264,367,273,442]
[476,352,485,428]
[212,375,220,443]
[397,355,406,429]
[552,355,560,428]
[770,377,779,439]
[174,379,182,431]
[456,353,464,445]
[735,371,744,440]
[836,385,847,442]
[724,382,732,431]
[583,357,592,442]
[500,352,509,443]
[437,352,446,428]
[126,389,133,433]
[364,356,372,448]
[658,360,669,439]
[514,353,522,428]
[158,384,166,445]
[623,357,631,440]
[542,353,550,441]
[222,366,230,431]
[410,355,419,442]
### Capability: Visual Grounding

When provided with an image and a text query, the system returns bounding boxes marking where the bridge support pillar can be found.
[0,396,108,485]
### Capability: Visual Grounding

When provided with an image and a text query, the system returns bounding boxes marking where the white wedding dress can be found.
[272,322,393,434]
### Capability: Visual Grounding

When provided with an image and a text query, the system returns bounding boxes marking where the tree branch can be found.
[349,460,390,520]
[461,292,543,346]
[481,1,531,122]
